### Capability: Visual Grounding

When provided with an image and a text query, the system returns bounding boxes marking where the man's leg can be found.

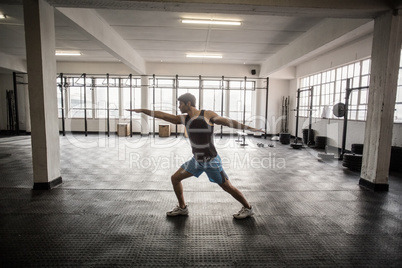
[219,179,251,209]
[171,167,193,208]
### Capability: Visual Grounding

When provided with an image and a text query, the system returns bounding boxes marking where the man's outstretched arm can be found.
[208,112,265,133]
[126,109,184,125]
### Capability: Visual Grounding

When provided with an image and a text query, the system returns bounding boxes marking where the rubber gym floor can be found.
[0,134,401,267]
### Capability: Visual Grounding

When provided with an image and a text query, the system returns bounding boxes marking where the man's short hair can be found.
[178,93,196,107]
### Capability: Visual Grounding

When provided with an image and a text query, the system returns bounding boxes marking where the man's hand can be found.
[252,128,266,133]
[125,109,142,113]
[244,127,266,133]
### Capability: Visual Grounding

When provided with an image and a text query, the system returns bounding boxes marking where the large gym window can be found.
[122,78,141,118]
[94,78,119,119]
[57,74,257,133]
[66,77,93,119]
[299,59,371,121]
[228,80,254,123]
[177,79,200,108]
[202,79,224,114]
[150,78,175,113]
[300,55,402,123]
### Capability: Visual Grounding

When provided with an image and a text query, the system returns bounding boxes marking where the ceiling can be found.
[0,0,400,74]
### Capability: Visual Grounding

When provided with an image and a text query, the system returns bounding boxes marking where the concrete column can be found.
[23,0,61,189]
[360,11,402,191]
[141,75,149,135]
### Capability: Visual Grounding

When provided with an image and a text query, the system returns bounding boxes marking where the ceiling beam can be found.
[260,18,373,77]
[0,51,27,73]
[56,7,146,74]
[45,0,391,18]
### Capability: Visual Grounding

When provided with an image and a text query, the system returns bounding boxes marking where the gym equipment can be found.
[233,76,250,145]
[292,86,314,149]
[291,143,302,149]
[281,96,289,133]
[317,152,335,161]
[57,74,66,136]
[236,131,248,146]
[129,74,133,137]
[55,73,269,136]
[152,74,156,138]
[351,144,364,154]
[315,136,327,149]
[257,143,275,148]
[279,133,290,144]
[84,73,88,136]
[264,78,269,139]
[317,144,339,162]
[390,146,402,172]
[333,102,345,118]
[6,90,16,133]
[342,153,363,171]
[339,79,369,160]
[9,72,27,135]
[302,128,314,145]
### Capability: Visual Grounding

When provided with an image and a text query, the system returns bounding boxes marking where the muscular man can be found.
[128,93,264,219]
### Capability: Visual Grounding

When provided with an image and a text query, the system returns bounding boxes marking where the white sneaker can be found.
[233,206,254,219]
[166,205,189,216]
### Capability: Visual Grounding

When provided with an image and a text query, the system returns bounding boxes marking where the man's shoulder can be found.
[203,110,219,117]
[203,110,220,124]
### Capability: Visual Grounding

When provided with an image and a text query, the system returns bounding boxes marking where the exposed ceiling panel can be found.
[0,1,382,73]
[94,9,323,64]
[113,26,210,42]
[0,3,325,65]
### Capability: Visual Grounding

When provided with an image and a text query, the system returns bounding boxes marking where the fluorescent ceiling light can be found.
[182,19,241,26]
[55,51,81,56]
[186,54,222,59]
[0,14,7,19]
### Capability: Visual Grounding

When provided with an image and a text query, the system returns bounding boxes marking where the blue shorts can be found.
[180,155,228,184]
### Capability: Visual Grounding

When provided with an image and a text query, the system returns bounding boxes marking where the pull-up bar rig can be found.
[339,78,369,160]
[57,73,269,138]
[293,86,314,147]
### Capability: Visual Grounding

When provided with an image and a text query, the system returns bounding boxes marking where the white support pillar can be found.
[360,11,402,191]
[23,0,61,189]
[141,75,149,135]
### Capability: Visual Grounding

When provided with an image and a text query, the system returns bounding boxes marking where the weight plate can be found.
[333,102,345,117]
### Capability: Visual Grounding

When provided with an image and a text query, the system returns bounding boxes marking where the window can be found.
[152,79,174,113]
[67,77,92,119]
[94,78,119,119]
[299,59,370,121]
[228,80,254,123]
[57,77,63,118]
[57,75,256,130]
[177,79,199,108]
[202,80,224,113]
[123,77,141,118]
